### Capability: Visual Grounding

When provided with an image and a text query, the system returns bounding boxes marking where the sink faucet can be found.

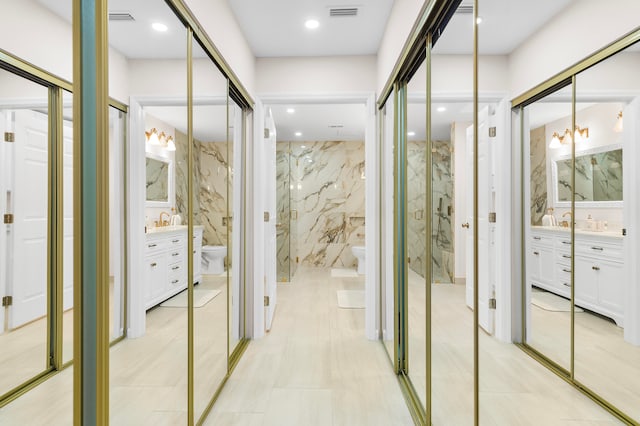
[561,211,572,227]
[159,211,170,227]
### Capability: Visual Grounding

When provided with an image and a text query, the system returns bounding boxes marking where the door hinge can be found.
[489,127,496,137]
[2,295,12,307]
[489,298,496,309]
[264,211,270,222]
[4,132,14,142]
[4,213,13,224]
[296,256,299,263]
[264,296,270,307]
[264,128,270,138]
[488,212,496,223]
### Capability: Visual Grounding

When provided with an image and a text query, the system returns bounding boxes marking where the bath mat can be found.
[160,289,221,308]
[337,290,365,309]
[531,291,583,313]
[331,268,359,278]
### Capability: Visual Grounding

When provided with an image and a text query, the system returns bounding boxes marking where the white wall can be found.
[508,0,640,98]
[184,0,256,97]
[256,56,377,95]
[376,0,427,94]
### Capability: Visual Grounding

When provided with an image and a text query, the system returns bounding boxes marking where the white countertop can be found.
[531,225,624,239]
[146,224,204,234]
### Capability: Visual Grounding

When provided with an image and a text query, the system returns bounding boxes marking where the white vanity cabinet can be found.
[144,226,204,310]
[529,227,624,325]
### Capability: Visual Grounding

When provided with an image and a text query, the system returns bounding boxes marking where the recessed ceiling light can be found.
[152,22,168,32]
[305,19,319,29]
[286,108,295,114]
[295,132,302,137]
[301,145,306,149]
[476,17,483,24]
[408,131,416,136]
[437,106,447,112]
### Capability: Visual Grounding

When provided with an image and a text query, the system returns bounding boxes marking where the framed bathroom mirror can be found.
[145,152,174,207]
[552,144,623,207]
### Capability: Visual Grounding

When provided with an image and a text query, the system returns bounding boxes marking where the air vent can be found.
[329,7,358,17]
[456,5,474,14]
[109,12,135,21]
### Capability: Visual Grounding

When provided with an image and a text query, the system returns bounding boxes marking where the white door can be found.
[10,109,49,328]
[0,110,8,334]
[265,109,277,330]
[63,119,73,311]
[465,107,495,334]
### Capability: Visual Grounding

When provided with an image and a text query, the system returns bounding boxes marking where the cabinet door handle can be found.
[591,246,603,251]
[533,236,541,240]
[592,266,600,271]
[562,268,571,273]
[533,251,539,255]
[148,243,157,248]
[562,254,571,259]
[172,239,180,243]
[150,262,157,267]
[172,266,179,270]
[562,241,571,245]
[563,282,571,287]
[172,252,179,257]
[171,279,179,284]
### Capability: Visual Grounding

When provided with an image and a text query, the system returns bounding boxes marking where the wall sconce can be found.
[613,111,623,133]
[549,126,589,149]
[166,135,176,151]
[145,127,161,145]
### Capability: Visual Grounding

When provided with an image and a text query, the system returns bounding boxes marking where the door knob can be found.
[462,223,470,228]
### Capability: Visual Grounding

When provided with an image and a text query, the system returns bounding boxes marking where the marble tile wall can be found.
[407,140,454,283]
[276,144,292,281]
[175,130,230,246]
[530,126,548,225]
[278,141,365,271]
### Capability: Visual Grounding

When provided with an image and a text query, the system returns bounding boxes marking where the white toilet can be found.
[351,245,366,275]
[202,245,227,275]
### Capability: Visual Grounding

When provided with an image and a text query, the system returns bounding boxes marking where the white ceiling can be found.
[270,104,366,141]
[434,0,573,54]
[228,0,394,58]
[144,104,228,142]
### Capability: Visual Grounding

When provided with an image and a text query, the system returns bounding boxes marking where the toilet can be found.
[202,245,227,275]
[351,245,366,275]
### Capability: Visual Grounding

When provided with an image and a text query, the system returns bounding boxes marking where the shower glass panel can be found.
[276,141,292,282]
[0,68,50,398]
[191,39,229,421]
[381,94,396,362]
[108,0,189,421]
[228,97,243,355]
[406,62,427,409]
[521,85,573,371]
[574,45,640,421]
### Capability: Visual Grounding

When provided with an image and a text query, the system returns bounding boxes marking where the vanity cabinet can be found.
[529,228,624,325]
[144,226,204,310]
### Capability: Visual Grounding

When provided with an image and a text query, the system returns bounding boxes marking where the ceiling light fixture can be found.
[437,106,447,112]
[476,17,483,24]
[295,132,302,137]
[286,108,295,114]
[152,22,168,32]
[305,19,319,29]
[408,131,416,137]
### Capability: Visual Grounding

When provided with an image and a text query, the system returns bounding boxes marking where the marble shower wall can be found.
[276,143,292,281]
[530,126,548,226]
[283,141,365,269]
[175,130,230,246]
[407,140,454,283]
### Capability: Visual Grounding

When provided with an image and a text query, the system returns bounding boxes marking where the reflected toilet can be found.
[351,245,366,275]
[202,245,227,274]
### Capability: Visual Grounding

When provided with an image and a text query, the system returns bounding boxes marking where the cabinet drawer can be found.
[530,233,553,246]
[556,250,572,263]
[555,237,572,250]
[168,235,185,248]
[167,248,183,262]
[575,240,622,260]
[556,264,572,288]
[145,239,168,254]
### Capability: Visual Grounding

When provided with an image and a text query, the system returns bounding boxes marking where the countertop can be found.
[146,224,204,235]
[531,225,624,239]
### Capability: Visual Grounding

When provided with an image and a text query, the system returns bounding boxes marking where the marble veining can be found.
[146,157,169,202]
[407,140,454,283]
[557,149,622,202]
[529,126,548,225]
[277,141,365,273]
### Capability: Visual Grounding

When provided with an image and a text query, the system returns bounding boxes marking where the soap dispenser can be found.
[586,214,594,231]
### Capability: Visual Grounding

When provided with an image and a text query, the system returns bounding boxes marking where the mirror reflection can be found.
[145,155,171,203]
[555,148,623,203]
